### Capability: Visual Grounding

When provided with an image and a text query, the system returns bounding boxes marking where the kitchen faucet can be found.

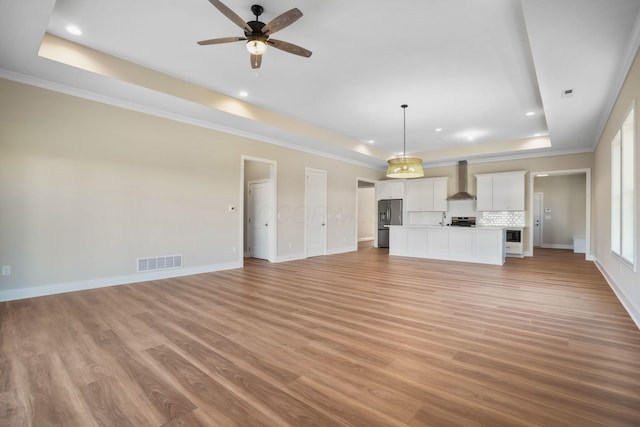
[440,211,446,226]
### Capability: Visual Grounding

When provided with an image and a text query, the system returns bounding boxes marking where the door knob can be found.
[265,223,269,227]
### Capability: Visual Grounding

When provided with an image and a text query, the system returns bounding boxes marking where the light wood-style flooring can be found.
[1,246,639,426]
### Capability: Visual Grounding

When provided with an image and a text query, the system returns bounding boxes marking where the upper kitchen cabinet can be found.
[475,171,526,211]
[376,180,405,200]
[405,177,448,211]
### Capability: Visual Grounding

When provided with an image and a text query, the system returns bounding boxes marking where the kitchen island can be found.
[388,225,506,265]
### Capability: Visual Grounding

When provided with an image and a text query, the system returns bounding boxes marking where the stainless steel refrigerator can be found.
[378,199,402,248]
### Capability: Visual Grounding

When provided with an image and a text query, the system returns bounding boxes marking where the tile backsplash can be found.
[478,211,525,227]
[405,199,526,227]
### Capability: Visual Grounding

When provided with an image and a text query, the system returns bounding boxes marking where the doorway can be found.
[528,168,591,260]
[242,156,277,264]
[356,178,377,250]
[305,168,327,257]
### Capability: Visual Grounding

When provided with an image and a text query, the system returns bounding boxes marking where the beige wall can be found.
[534,174,587,246]
[0,78,381,297]
[593,45,640,325]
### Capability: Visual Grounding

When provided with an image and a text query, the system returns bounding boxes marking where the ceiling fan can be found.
[197,0,312,69]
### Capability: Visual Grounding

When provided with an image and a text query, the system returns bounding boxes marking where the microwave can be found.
[506,229,522,243]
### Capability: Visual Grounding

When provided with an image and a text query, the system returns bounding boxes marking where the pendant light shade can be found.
[386,157,424,178]
[386,104,424,178]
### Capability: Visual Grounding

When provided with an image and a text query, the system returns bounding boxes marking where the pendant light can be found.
[386,104,424,178]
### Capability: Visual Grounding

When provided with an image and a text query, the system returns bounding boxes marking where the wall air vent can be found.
[561,88,574,98]
[137,255,182,273]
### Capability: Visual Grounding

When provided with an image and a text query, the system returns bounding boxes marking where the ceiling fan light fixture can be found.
[386,104,424,179]
[246,39,267,55]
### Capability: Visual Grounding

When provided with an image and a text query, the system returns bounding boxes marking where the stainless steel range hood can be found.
[447,160,476,200]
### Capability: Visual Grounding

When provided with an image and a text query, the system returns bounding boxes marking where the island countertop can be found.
[388,225,506,265]
[387,225,506,230]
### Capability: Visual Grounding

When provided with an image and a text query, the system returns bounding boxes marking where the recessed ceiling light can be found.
[534,133,541,137]
[65,25,82,36]
[466,133,475,141]
[238,90,248,97]
[367,140,375,144]
[526,111,535,116]
[435,128,442,132]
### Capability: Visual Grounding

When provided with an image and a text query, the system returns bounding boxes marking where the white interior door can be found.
[306,168,327,257]
[533,192,543,248]
[248,180,272,260]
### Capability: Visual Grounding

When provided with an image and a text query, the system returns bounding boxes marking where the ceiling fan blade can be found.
[250,54,262,69]
[197,36,246,45]
[207,0,252,33]
[262,8,303,35]
[267,39,312,58]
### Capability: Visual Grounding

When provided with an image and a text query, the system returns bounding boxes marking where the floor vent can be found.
[137,255,182,273]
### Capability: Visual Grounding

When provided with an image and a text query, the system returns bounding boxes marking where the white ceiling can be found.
[2,0,640,169]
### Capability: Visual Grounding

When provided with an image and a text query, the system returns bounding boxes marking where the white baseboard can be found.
[274,253,307,263]
[327,246,357,255]
[358,237,374,242]
[594,259,640,330]
[540,243,573,250]
[274,246,356,263]
[0,261,242,302]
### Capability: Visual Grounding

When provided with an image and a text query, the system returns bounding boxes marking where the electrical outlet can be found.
[1,266,10,276]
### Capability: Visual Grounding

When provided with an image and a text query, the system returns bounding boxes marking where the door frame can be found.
[528,168,591,260]
[241,156,277,265]
[532,192,543,248]
[305,167,327,257]
[355,177,378,249]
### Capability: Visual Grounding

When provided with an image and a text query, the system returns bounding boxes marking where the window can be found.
[611,105,636,268]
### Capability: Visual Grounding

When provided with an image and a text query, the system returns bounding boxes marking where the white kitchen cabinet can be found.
[376,180,405,200]
[475,229,505,263]
[388,225,506,265]
[389,226,408,256]
[429,228,450,257]
[433,179,448,211]
[449,228,474,258]
[475,175,493,211]
[505,241,523,256]
[405,177,448,211]
[407,229,428,257]
[475,171,526,211]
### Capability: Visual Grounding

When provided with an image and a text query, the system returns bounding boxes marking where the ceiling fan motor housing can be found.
[245,20,267,40]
